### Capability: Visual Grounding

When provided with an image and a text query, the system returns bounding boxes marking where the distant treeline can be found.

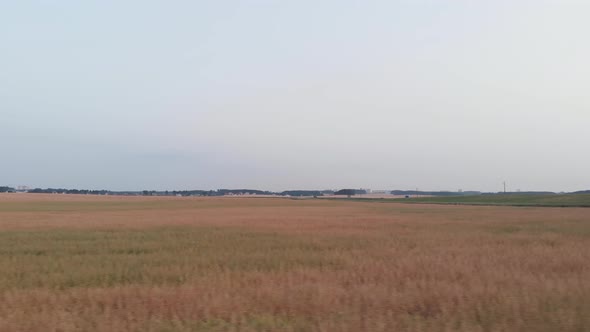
[28,188,111,195]
[334,189,367,196]
[282,190,334,197]
[0,186,15,193]
[3,185,588,197]
[391,190,482,196]
[484,191,557,195]
[5,187,334,197]
[391,190,481,196]
[389,190,564,196]
[141,189,276,197]
[144,189,335,197]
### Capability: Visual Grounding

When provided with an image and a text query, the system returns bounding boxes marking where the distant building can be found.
[370,190,389,194]
[16,185,30,193]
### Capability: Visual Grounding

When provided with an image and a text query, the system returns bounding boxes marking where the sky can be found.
[1,0,589,192]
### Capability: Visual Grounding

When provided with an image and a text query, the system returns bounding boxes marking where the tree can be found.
[334,189,356,198]
[0,186,15,193]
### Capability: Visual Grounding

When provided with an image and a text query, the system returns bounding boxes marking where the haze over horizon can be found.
[2,1,589,193]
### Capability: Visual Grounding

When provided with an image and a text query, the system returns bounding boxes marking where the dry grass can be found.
[0,194,589,331]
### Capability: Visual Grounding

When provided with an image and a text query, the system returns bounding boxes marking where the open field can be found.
[0,194,589,332]
[392,193,590,207]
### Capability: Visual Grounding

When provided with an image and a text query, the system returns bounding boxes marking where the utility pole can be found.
[503,181,506,193]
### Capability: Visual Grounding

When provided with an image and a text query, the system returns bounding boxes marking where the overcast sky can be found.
[1,0,589,192]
